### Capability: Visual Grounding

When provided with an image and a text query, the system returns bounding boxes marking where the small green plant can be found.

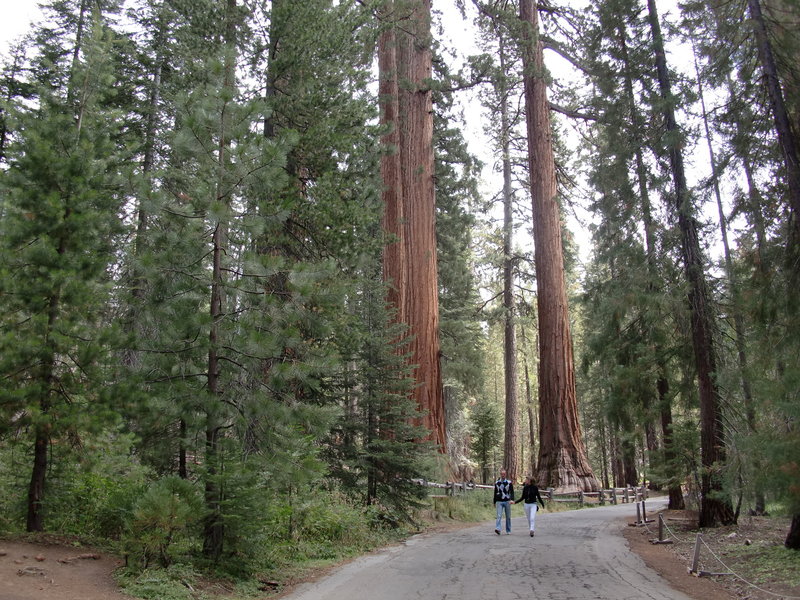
[726,543,800,586]
[117,564,199,600]
[123,476,203,568]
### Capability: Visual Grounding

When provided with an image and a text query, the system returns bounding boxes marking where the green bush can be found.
[123,476,203,568]
[0,430,150,538]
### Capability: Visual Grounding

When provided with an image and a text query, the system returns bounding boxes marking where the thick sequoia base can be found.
[699,494,736,528]
[537,446,599,493]
[668,486,685,510]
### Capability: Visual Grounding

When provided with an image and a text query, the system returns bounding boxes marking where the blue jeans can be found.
[495,501,511,532]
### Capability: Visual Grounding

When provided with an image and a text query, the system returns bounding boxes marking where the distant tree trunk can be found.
[500,36,520,480]
[178,419,188,479]
[598,418,610,489]
[622,438,638,486]
[643,421,658,489]
[381,0,446,450]
[746,0,800,253]
[611,428,625,487]
[203,0,237,560]
[524,361,537,476]
[696,52,764,514]
[658,373,685,509]
[520,0,598,492]
[646,0,734,527]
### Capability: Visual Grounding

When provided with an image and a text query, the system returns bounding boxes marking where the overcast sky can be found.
[0,3,40,55]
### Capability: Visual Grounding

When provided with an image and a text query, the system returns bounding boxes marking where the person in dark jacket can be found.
[514,475,546,536]
[493,468,514,534]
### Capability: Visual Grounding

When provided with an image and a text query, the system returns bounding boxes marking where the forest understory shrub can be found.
[115,488,416,599]
[0,432,150,540]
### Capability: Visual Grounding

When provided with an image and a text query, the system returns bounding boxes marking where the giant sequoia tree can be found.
[519,0,598,492]
[379,0,446,450]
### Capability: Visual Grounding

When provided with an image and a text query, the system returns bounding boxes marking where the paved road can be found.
[281,498,691,600]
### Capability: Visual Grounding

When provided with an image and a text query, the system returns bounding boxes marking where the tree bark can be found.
[646,0,734,527]
[519,0,598,492]
[379,5,406,325]
[381,0,446,450]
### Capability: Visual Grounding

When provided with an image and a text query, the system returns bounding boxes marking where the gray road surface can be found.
[281,497,691,600]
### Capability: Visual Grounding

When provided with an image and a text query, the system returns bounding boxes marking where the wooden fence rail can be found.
[412,479,648,506]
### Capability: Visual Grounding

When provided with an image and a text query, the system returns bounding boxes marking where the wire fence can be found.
[630,500,800,599]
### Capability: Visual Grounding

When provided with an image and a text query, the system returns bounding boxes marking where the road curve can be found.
[280,497,691,600]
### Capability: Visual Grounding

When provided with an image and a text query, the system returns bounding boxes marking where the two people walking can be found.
[493,469,545,536]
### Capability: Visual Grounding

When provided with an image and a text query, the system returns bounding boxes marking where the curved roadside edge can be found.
[623,518,737,600]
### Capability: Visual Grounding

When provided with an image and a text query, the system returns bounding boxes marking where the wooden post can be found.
[651,513,673,544]
[599,489,605,505]
[547,487,554,502]
[578,491,584,506]
[611,489,617,505]
[624,488,630,503]
[630,501,643,526]
[689,534,702,575]
[642,499,654,523]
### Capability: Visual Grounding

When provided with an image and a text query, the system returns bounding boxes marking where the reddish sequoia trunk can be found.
[380,0,446,450]
[519,0,598,492]
[379,14,406,323]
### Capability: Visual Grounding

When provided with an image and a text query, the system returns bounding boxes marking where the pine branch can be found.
[549,101,598,121]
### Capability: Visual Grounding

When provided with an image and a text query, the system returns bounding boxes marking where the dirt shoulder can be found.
[0,536,128,600]
[624,509,800,600]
